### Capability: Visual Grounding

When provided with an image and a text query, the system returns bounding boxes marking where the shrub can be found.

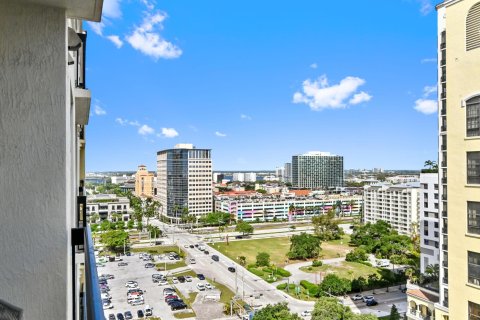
[300,280,319,297]
[277,283,287,290]
[276,268,291,277]
[248,267,265,277]
[256,252,270,267]
[312,260,323,267]
[345,247,368,262]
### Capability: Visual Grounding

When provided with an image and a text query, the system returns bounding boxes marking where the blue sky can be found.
[86,0,439,171]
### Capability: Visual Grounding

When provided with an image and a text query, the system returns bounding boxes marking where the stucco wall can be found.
[0,2,72,319]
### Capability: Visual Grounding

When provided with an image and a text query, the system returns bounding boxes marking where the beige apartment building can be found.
[135,164,155,198]
[407,1,480,319]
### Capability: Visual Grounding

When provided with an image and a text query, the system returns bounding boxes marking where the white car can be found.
[196,283,205,291]
[158,280,169,286]
[351,294,363,301]
[363,295,374,302]
[131,298,144,306]
[172,277,179,284]
[205,283,213,290]
[103,302,114,309]
[125,281,138,288]
[144,306,153,316]
[301,311,312,317]
[189,258,196,264]
[185,276,193,282]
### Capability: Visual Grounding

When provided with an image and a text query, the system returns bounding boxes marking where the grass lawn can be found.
[131,245,185,257]
[299,261,381,279]
[156,260,187,271]
[210,235,352,267]
[276,284,317,301]
[208,277,236,304]
[173,312,196,319]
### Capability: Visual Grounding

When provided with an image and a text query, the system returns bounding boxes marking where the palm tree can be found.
[144,199,160,229]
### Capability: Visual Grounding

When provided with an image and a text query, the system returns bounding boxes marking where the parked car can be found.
[228,267,236,273]
[172,277,179,284]
[178,276,186,283]
[158,280,169,286]
[124,311,133,320]
[196,283,205,291]
[144,305,153,316]
[205,283,213,290]
[363,295,374,302]
[235,235,243,239]
[211,255,219,262]
[301,310,312,317]
[164,294,178,302]
[401,287,407,293]
[184,245,190,248]
[189,258,196,264]
[167,299,184,306]
[197,273,205,280]
[102,300,113,309]
[204,250,209,255]
[116,313,125,320]
[351,294,363,301]
[189,245,194,248]
[108,314,115,320]
[366,299,378,306]
[144,263,155,268]
[118,262,128,267]
[131,298,145,306]
[137,309,144,318]
[125,281,138,288]
[170,302,188,310]
[185,276,193,282]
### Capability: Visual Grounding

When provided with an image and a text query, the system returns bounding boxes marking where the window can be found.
[469,301,480,320]
[467,97,480,137]
[468,251,480,286]
[468,152,480,184]
[468,202,480,235]
[467,2,480,51]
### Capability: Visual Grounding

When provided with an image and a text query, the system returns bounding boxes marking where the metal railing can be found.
[83,227,104,320]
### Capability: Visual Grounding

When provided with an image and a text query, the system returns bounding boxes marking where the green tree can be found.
[389,304,400,320]
[239,256,247,266]
[100,230,129,253]
[311,297,378,320]
[127,219,134,229]
[201,211,231,226]
[235,220,254,235]
[252,303,301,320]
[288,233,321,260]
[318,274,351,296]
[345,247,368,262]
[312,209,344,240]
[144,199,161,228]
[256,252,270,267]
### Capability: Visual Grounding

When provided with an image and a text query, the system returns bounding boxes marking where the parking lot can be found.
[99,251,224,320]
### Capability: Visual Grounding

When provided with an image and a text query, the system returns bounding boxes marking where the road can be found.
[150,219,315,314]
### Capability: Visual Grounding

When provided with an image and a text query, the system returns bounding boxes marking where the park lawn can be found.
[210,237,291,267]
[173,312,196,319]
[276,284,317,301]
[208,277,236,304]
[299,261,381,279]
[210,235,352,267]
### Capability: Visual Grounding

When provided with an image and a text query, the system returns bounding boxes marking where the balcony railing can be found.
[442,277,448,285]
[441,59,446,66]
[441,161,447,167]
[441,75,446,82]
[441,92,446,99]
[440,42,446,50]
[442,244,448,251]
[442,210,447,217]
[441,177,447,183]
[443,260,448,267]
[83,227,104,319]
[441,125,447,132]
[441,144,447,151]
[442,194,447,200]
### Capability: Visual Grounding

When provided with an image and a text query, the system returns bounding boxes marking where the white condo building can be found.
[156,144,213,221]
[86,194,131,222]
[363,183,420,235]
[244,172,257,182]
[419,173,440,274]
[233,172,245,182]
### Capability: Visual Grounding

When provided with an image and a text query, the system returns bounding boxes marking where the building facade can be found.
[419,173,440,274]
[156,144,213,221]
[363,183,420,236]
[292,151,344,189]
[86,194,131,222]
[284,162,292,183]
[215,194,362,222]
[0,1,104,318]
[434,1,480,319]
[135,165,155,198]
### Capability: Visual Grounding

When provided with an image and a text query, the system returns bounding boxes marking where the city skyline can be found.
[86,0,438,171]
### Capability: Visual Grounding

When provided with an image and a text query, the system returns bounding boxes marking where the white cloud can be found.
[138,124,155,135]
[87,21,106,36]
[349,92,372,105]
[126,12,182,60]
[240,114,252,120]
[310,63,318,69]
[94,105,107,115]
[103,0,122,19]
[419,0,433,15]
[115,117,128,125]
[215,131,227,137]
[160,127,179,138]
[129,120,140,127]
[106,35,123,48]
[293,75,371,110]
[423,85,437,97]
[421,58,436,63]
[140,0,155,10]
[414,99,438,114]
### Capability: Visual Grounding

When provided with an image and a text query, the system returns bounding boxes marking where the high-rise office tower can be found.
[435,1,480,318]
[156,144,213,221]
[292,151,343,189]
[284,162,292,183]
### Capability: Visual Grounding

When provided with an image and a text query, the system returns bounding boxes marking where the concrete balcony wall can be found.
[0,2,73,319]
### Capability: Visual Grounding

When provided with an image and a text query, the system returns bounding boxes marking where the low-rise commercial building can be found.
[86,194,131,221]
[215,193,362,222]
